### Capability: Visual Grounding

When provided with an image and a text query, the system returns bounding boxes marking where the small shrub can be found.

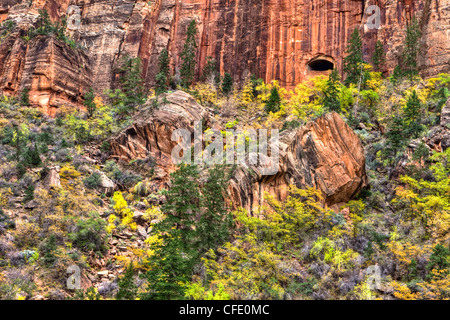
[69,213,108,254]
[83,172,102,190]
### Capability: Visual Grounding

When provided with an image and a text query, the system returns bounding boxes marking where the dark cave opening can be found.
[307,59,334,72]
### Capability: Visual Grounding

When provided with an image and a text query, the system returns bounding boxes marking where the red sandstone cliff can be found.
[0,0,449,112]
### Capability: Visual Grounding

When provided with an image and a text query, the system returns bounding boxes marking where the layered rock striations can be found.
[0,2,92,115]
[1,35,91,116]
[363,0,450,79]
[109,90,210,182]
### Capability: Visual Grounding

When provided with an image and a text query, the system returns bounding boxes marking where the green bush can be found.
[39,234,58,266]
[83,172,102,190]
[69,213,108,254]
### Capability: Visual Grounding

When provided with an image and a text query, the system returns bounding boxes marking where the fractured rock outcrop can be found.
[109,90,210,184]
[0,33,92,116]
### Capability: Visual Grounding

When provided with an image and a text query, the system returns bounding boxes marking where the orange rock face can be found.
[0,35,91,116]
[0,0,92,115]
[0,0,449,111]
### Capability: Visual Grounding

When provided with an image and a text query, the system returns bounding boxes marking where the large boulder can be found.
[109,90,210,184]
[228,112,368,212]
[110,91,367,209]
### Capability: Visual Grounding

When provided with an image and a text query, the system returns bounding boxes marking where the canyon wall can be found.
[0,0,449,111]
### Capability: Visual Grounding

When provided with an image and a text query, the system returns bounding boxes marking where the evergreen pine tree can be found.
[322,69,341,113]
[155,49,170,95]
[385,114,406,159]
[196,165,232,255]
[116,261,138,300]
[403,90,423,138]
[343,28,364,86]
[119,56,147,111]
[36,9,52,35]
[265,87,281,113]
[22,144,42,168]
[200,56,218,83]
[402,17,422,81]
[221,72,233,96]
[180,20,198,88]
[20,88,30,106]
[84,88,96,118]
[404,90,421,124]
[426,244,450,278]
[41,234,58,266]
[372,40,386,72]
[390,65,404,85]
[142,164,201,300]
[24,184,34,203]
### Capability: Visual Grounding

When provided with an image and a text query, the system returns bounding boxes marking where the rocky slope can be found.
[0,0,449,112]
[109,91,367,211]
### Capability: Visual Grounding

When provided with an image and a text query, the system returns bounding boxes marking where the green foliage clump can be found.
[390,65,404,85]
[403,90,424,138]
[426,244,450,279]
[19,88,30,107]
[155,48,170,95]
[372,40,386,72]
[343,28,364,86]
[69,213,108,254]
[310,236,358,272]
[196,165,233,255]
[84,88,96,118]
[402,18,422,81]
[27,9,78,49]
[142,164,201,299]
[221,73,233,96]
[265,87,282,113]
[116,262,138,300]
[393,148,450,240]
[117,56,147,112]
[322,69,341,113]
[39,234,58,266]
[83,172,101,190]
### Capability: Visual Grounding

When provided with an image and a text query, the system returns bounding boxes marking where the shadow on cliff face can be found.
[307,59,334,72]
[306,56,335,78]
